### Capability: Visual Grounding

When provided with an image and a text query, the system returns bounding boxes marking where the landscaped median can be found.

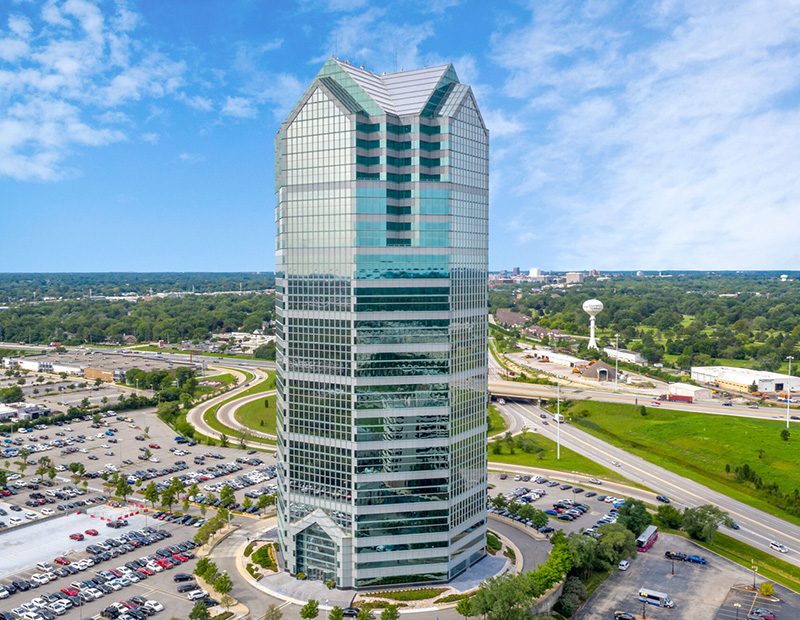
[200,372,277,446]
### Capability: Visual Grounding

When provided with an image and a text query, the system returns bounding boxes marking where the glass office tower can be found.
[274,58,488,589]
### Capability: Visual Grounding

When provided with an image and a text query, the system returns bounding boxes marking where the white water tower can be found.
[583,299,604,350]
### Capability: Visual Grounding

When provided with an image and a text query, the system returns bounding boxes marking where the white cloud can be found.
[178,152,203,163]
[221,95,257,118]
[489,0,800,269]
[0,0,207,181]
[141,132,159,144]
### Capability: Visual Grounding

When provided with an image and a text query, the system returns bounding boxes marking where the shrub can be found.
[368,588,446,602]
[760,582,774,596]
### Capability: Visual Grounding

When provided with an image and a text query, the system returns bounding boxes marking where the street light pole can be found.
[787,356,794,429]
[614,333,619,392]
[556,380,561,460]
[752,560,758,588]
[734,602,741,620]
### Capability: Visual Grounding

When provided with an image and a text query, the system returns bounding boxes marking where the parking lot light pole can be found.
[671,557,674,575]
[734,602,741,620]
[752,559,758,588]
[614,333,619,392]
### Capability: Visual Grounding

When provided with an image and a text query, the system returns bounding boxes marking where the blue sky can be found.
[2,0,800,272]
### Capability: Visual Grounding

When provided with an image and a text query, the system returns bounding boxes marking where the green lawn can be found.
[489,432,629,483]
[131,345,259,361]
[235,396,277,435]
[200,371,276,445]
[565,400,800,526]
[488,404,508,437]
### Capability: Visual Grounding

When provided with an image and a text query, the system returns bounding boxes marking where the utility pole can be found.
[614,333,620,392]
[787,356,794,429]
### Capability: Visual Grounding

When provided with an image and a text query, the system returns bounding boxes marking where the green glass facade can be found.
[275,58,488,588]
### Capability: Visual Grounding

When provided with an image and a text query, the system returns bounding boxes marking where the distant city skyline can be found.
[2,0,799,271]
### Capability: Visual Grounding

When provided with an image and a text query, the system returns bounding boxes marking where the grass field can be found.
[201,371,276,445]
[235,396,277,435]
[565,400,800,525]
[489,432,629,483]
[488,404,508,437]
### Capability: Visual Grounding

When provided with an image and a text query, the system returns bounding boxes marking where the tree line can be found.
[490,272,800,369]
[0,272,275,301]
[0,293,275,345]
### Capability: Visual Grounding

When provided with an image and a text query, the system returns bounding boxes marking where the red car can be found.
[120,601,137,609]
[148,444,160,449]
[137,567,154,576]
[69,533,84,541]
[109,569,123,578]
[53,557,71,565]
[85,529,99,536]
[172,555,188,563]
[61,588,78,596]
[155,559,171,568]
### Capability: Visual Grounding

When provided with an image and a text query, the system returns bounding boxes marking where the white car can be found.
[106,580,122,591]
[75,560,89,571]
[48,603,67,616]
[145,601,163,612]
[186,589,208,601]
[618,559,630,570]
[31,598,48,608]
[87,588,103,599]
[770,541,789,553]
[146,562,163,573]
[9,516,22,525]
[41,508,55,516]
[30,574,49,586]
[25,512,37,520]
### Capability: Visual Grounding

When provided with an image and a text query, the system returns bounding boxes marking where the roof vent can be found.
[344,59,349,64]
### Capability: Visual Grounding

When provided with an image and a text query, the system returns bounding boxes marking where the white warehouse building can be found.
[603,347,645,365]
[691,366,800,393]
[668,383,713,400]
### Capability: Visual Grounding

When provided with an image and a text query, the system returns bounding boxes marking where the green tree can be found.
[682,505,728,543]
[220,484,236,506]
[144,482,160,508]
[257,494,274,509]
[220,433,229,448]
[596,523,637,567]
[327,607,343,620]
[160,487,176,512]
[194,558,210,577]
[781,429,790,441]
[116,477,132,500]
[355,610,374,620]
[380,605,399,620]
[188,602,211,620]
[242,496,252,510]
[656,504,683,529]
[300,599,319,619]
[617,498,652,536]
[0,470,7,487]
[760,582,774,596]
[470,574,530,620]
[213,572,233,600]
[263,604,283,620]
[455,597,473,619]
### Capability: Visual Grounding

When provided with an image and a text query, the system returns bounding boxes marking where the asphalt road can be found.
[499,399,800,566]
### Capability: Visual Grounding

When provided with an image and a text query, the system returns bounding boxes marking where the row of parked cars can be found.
[545,499,592,523]
[664,550,708,564]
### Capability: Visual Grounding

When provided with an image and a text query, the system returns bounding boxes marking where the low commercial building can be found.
[526,348,587,368]
[668,383,713,400]
[580,360,616,382]
[691,366,800,393]
[0,402,51,420]
[603,347,645,365]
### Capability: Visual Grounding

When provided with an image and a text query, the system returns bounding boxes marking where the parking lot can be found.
[0,408,279,620]
[573,534,799,620]
[487,471,626,537]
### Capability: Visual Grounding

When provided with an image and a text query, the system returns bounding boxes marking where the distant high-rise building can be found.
[274,58,489,589]
[529,267,541,277]
[512,267,520,275]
